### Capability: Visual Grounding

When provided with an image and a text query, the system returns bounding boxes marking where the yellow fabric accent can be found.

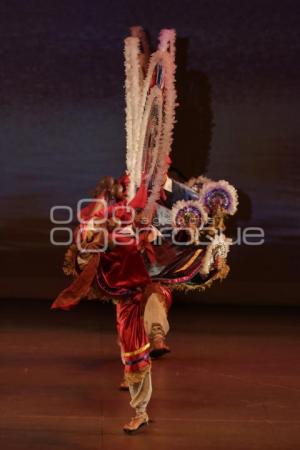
[123,342,150,358]
[175,249,202,273]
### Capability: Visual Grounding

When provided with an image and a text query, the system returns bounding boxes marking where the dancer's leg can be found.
[144,285,172,358]
[116,298,152,432]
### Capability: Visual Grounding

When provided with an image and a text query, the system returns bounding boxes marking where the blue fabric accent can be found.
[125,353,149,366]
[163,179,199,209]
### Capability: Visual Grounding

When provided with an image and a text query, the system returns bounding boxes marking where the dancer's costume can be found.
[52,27,238,433]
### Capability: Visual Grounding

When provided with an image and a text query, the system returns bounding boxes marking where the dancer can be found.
[52,27,238,433]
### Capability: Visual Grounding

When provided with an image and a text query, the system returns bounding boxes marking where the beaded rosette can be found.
[172,200,208,229]
[199,180,238,216]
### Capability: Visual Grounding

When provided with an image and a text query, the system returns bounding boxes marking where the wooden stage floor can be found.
[1,300,300,449]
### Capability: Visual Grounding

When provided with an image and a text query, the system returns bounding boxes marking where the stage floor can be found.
[1,300,299,450]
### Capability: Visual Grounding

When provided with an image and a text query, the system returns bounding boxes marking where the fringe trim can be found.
[130,26,151,78]
[143,49,177,216]
[124,36,142,200]
[124,28,177,207]
[158,28,176,57]
[170,264,230,294]
[62,243,78,276]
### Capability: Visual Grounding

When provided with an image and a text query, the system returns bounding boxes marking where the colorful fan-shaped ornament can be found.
[172,200,208,229]
[200,180,238,215]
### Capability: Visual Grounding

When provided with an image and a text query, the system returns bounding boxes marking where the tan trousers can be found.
[129,369,152,415]
[144,292,170,337]
[127,292,169,414]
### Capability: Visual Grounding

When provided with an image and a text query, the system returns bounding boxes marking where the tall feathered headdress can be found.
[124,27,177,215]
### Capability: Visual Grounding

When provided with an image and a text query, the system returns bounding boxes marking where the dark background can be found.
[0,0,299,303]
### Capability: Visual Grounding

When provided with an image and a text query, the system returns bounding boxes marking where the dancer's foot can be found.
[149,337,171,359]
[123,412,149,433]
[119,378,129,391]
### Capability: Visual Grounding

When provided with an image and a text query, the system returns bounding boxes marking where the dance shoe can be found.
[119,378,129,391]
[149,337,171,359]
[123,412,149,434]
